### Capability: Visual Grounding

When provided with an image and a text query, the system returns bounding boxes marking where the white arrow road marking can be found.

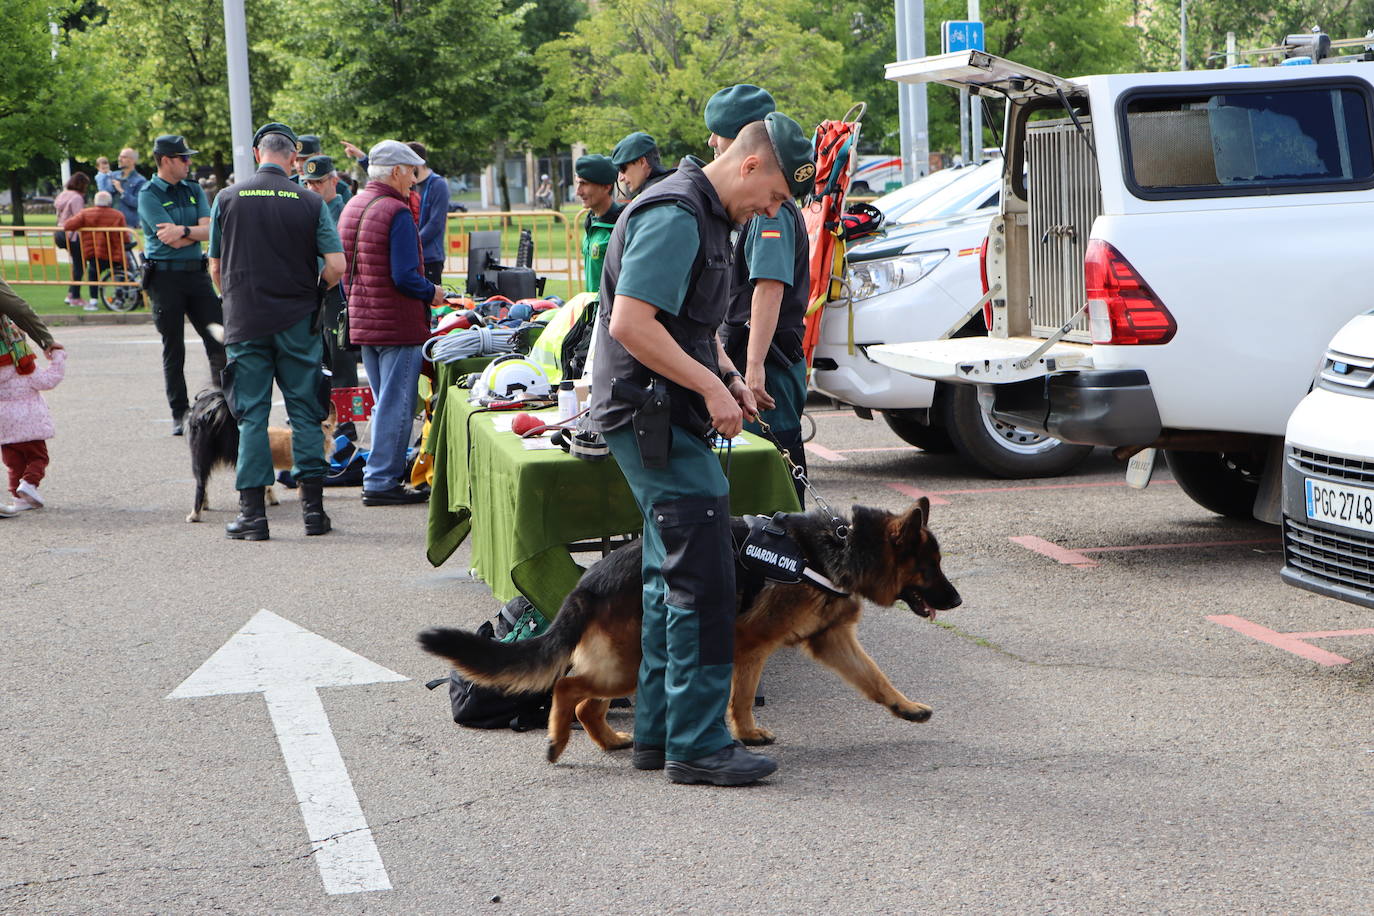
[169,610,408,895]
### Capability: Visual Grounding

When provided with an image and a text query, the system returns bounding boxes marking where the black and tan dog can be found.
[419,498,961,763]
[185,388,337,522]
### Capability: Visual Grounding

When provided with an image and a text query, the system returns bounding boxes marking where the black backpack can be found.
[425,598,552,731]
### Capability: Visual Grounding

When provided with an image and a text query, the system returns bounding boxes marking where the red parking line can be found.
[1009,535,1099,568]
[939,479,1177,496]
[1207,614,1353,666]
[836,446,919,454]
[805,443,847,462]
[886,482,951,506]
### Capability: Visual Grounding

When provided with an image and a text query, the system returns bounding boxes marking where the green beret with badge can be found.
[302,155,336,182]
[297,134,322,156]
[611,131,657,168]
[152,134,198,158]
[575,154,617,186]
[704,84,776,139]
[252,121,300,150]
[763,112,816,199]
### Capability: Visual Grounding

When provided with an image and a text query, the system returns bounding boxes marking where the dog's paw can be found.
[265,489,280,507]
[186,513,200,523]
[546,741,564,763]
[606,731,633,751]
[735,726,776,746]
[892,702,933,723]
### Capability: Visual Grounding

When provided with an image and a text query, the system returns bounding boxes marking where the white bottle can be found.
[558,379,578,422]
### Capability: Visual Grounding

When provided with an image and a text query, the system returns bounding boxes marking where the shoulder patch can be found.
[759,229,782,239]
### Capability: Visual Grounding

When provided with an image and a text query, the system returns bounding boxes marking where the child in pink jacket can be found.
[0,315,65,514]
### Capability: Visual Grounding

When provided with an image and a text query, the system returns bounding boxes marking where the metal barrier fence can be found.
[443,209,582,296]
[1,225,145,311]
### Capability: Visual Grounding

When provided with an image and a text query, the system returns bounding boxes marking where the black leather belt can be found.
[149,259,206,272]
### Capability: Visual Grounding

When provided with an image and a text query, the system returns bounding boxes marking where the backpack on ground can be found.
[426,597,552,731]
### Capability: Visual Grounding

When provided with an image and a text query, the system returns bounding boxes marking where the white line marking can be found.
[170,610,406,894]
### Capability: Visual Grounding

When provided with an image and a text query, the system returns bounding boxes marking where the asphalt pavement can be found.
[4,323,1372,914]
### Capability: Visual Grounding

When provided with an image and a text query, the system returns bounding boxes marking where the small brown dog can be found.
[185,387,338,522]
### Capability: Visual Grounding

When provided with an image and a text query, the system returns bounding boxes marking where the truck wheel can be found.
[881,410,954,453]
[942,384,1092,479]
[1163,450,1264,519]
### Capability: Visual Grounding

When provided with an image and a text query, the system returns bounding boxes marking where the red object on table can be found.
[330,386,375,422]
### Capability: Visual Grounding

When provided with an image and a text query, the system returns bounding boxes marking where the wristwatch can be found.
[181,225,191,239]
[722,370,744,386]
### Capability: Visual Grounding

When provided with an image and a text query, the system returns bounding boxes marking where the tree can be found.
[0,2,143,223]
[1136,0,1374,71]
[267,0,527,173]
[537,0,854,163]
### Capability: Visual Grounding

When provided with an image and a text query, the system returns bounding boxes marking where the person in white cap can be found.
[336,140,446,506]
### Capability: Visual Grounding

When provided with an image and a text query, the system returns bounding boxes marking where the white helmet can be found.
[470,354,552,404]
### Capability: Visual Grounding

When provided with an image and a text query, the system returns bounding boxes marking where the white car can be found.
[811,159,1094,477]
[1282,312,1374,608]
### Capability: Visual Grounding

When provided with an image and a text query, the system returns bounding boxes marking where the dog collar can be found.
[800,567,849,597]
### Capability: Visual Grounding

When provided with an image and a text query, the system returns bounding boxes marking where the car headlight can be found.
[847,250,949,301]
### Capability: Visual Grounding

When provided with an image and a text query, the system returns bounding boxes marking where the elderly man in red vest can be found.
[338,140,446,505]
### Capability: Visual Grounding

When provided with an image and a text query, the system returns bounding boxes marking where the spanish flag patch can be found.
[759,229,782,239]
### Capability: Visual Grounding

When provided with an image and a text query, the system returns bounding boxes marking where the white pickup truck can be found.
[869,46,1374,521]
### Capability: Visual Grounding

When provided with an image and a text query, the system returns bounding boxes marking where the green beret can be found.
[764,112,816,198]
[253,121,300,150]
[302,155,336,182]
[705,84,776,139]
[611,131,656,168]
[297,134,322,155]
[152,134,197,158]
[575,154,617,186]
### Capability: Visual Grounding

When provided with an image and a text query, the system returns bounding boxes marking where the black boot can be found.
[225,487,270,541]
[300,479,331,536]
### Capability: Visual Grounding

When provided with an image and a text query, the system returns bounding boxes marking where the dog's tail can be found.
[417,590,594,695]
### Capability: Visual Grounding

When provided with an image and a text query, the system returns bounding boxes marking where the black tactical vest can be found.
[590,159,734,435]
[214,165,326,345]
[722,198,810,369]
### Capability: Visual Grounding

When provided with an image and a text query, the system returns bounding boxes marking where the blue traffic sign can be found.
[942,20,986,54]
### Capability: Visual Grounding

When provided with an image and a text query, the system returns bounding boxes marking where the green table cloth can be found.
[425,390,801,618]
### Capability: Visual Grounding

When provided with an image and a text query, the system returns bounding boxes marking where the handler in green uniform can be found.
[137,134,227,435]
[293,134,353,204]
[707,85,814,504]
[208,122,345,541]
[573,154,623,294]
[589,115,815,786]
[611,131,671,198]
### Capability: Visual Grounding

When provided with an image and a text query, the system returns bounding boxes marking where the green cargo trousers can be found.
[604,424,736,762]
[224,314,327,490]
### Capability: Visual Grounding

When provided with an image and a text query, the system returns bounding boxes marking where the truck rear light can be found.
[1083,239,1176,345]
[978,236,991,329]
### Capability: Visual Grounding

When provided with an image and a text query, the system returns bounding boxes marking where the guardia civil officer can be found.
[302,155,359,395]
[573,154,623,294]
[589,115,815,786]
[293,134,353,205]
[207,122,345,541]
[137,134,227,436]
[708,86,814,504]
[610,131,671,198]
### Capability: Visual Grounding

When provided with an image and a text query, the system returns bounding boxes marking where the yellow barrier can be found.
[443,209,583,296]
[1,226,142,290]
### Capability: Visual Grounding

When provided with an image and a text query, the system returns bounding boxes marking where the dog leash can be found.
[753,417,849,542]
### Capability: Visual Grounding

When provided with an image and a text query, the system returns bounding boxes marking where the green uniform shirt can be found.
[208,164,343,260]
[613,203,699,316]
[581,201,624,294]
[743,211,796,286]
[138,175,211,262]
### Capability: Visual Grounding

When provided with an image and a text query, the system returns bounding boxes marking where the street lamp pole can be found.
[222,0,255,182]
[1180,0,1189,70]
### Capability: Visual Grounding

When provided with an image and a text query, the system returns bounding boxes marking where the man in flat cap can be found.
[588,115,814,787]
[611,131,671,198]
[574,154,623,295]
[137,133,226,436]
[337,140,446,506]
[708,88,813,504]
[208,122,345,541]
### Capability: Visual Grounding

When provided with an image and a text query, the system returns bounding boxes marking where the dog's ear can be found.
[895,500,927,547]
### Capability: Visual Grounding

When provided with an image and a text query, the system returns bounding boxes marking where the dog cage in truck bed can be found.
[1026,118,1101,342]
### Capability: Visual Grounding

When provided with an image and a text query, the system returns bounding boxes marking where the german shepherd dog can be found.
[185,388,337,522]
[419,498,962,763]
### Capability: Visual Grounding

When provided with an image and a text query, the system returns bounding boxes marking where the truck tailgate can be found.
[867,336,1093,384]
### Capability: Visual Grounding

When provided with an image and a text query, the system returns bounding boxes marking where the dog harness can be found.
[736,514,851,599]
